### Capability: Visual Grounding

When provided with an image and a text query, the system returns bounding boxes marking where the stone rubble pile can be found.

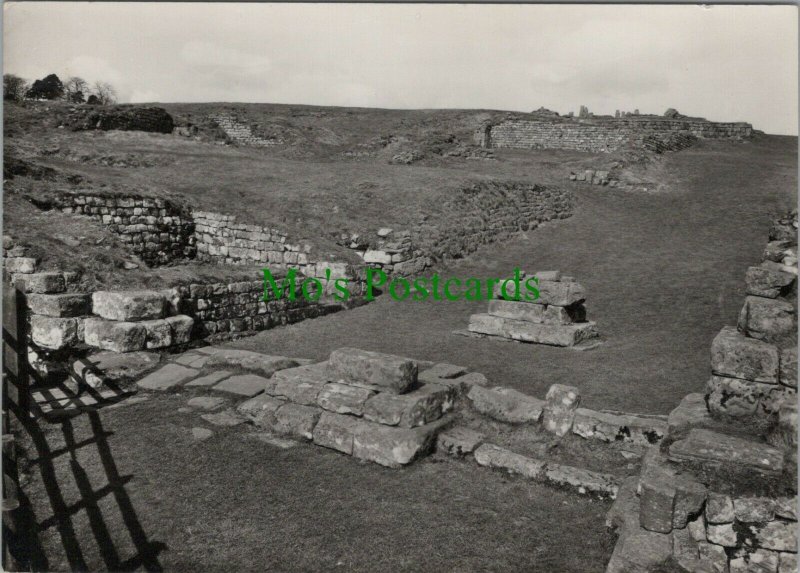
[467,270,599,347]
[605,212,798,573]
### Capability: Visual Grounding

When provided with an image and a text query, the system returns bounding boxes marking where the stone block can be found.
[468,313,598,346]
[316,383,374,416]
[534,270,561,281]
[363,383,453,428]
[746,266,795,298]
[213,374,273,397]
[352,416,450,467]
[748,521,798,552]
[706,523,738,547]
[327,347,417,394]
[363,250,392,265]
[473,443,546,479]
[4,257,37,274]
[437,427,484,456]
[271,403,321,440]
[73,350,160,388]
[706,375,764,417]
[780,348,797,388]
[779,553,797,573]
[711,326,779,383]
[706,493,735,524]
[312,411,362,455]
[774,496,797,521]
[672,526,700,572]
[92,290,166,321]
[467,385,544,424]
[669,429,784,475]
[493,278,585,306]
[26,293,90,317]
[31,315,79,350]
[15,272,65,294]
[203,348,299,378]
[139,319,172,349]
[487,299,584,325]
[544,463,618,497]
[572,408,667,445]
[734,498,776,522]
[237,394,285,425]
[187,396,226,411]
[185,370,231,387]
[729,549,780,573]
[84,318,146,352]
[166,315,194,344]
[542,383,580,436]
[667,393,724,440]
[738,296,796,344]
[137,363,198,390]
[696,542,729,573]
[638,450,706,533]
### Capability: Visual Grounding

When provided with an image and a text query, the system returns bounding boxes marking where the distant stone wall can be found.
[53,192,196,265]
[69,106,175,134]
[480,117,752,153]
[210,114,282,147]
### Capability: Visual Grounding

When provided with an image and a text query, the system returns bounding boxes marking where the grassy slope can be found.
[19,394,614,572]
[229,135,797,414]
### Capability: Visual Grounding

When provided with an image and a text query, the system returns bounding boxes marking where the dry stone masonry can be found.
[210,114,282,147]
[467,270,599,347]
[478,114,752,153]
[604,212,798,573]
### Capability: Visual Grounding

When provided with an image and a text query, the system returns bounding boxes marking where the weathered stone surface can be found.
[363,383,453,428]
[544,463,618,496]
[669,429,784,475]
[746,266,795,298]
[352,416,449,467]
[316,383,374,416]
[779,553,797,573]
[473,443,546,479]
[200,409,246,427]
[764,241,793,263]
[780,348,797,388]
[673,527,700,571]
[185,370,231,387]
[542,383,580,437]
[638,449,706,533]
[697,542,730,573]
[687,515,707,541]
[174,351,211,368]
[213,374,273,397]
[710,326,779,383]
[467,385,544,424]
[487,298,583,325]
[273,403,321,440]
[774,497,797,521]
[748,521,797,551]
[137,363,198,390]
[238,393,286,418]
[31,315,79,350]
[84,318,146,352]
[494,278,585,306]
[468,313,598,346]
[312,411,362,455]
[327,347,417,394]
[192,427,213,441]
[165,315,194,345]
[729,549,780,573]
[27,293,90,317]
[204,348,299,378]
[4,257,37,274]
[139,319,172,349]
[605,476,674,573]
[92,290,166,321]
[437,427,485,456]
[738,296,796,343]
[768,400,798,449]
[15,272,65,294]
[572,408,667,445]
[418,363,468,384]
[706,375,764,417]
[668,393,723,440]
[73,350,160,388]
[734,498,776,522]
[707,523,738,547]
[706,493,735,524]
[187,396,226,411]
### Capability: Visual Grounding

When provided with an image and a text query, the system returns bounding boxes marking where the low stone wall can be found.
[210,114,282,147]
[52,191,196,265]
[68,106,175,134]
[480,116,752,153]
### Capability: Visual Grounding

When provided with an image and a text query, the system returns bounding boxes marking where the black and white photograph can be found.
[1,2,798,571]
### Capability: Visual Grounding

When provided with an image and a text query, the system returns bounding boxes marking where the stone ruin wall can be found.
[481,117,753,153]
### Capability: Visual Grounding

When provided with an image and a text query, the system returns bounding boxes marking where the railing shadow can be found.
[3,284,165,571]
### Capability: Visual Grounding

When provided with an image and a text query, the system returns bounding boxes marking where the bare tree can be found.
[3,74,28,102]
[92,81,117,105]
[63,76,89,103]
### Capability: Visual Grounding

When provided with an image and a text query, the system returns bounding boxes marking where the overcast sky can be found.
[4,3,798,135]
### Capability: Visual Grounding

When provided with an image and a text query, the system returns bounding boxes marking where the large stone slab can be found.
[212,374,273,397]
[467,385,544,424]
[327,347,417,394]
[706,375,774,417]
[165,315,195,345]
[273,403,321,440]
[668,428,784,475]
[83,318,146,352]
[747,521,797,551]
[542,383,581,437]
[437,427,485,456]
[667,393,727,441]
[73,350,160,388]
[316,383,374,416]
[710,326,779,383]
[745,266,795,298]
[139,319,173,349]
[737,296,796,343]
[26,293,90,317]
[14,272,65,294]
[468,313,598,346]
[92,290,166,321]
[572,408,667,445]
[137,363,198,391]
[351,416,451,467]
[203,348,299,378]
[363,383,453,428]
[638,449,706,533]
[493,278,586,307]
[544,463,619,497]
[312,411,363,455]
[5,257,37,274]
[30,315,80,350]
[780,348,797,388]
[487,298,584,325]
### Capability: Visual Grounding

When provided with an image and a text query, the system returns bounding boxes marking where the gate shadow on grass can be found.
[3,285,165,571]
